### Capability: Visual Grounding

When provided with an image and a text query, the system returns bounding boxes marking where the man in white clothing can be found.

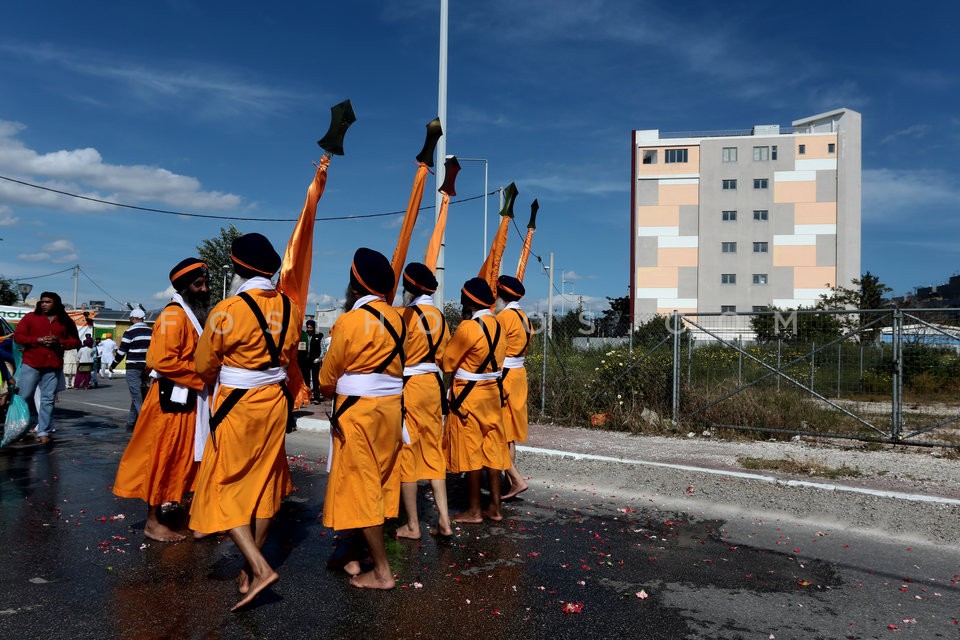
[98,333,118,379]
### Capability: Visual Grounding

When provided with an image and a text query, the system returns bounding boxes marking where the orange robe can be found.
[399,299,449,482]
[320,298,405,530]
[442,311,508,473]
[113,304,204,505]
[497,304,531,443]
[188,289,300,533]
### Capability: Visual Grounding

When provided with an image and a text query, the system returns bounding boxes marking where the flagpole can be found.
[434,0,449,307]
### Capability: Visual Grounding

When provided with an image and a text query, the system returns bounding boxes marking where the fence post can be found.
[776,337,781,392]
[836,343,841,398]
[672,311,680,429]
[737,334,743,386]
[810,341,816,393]
[540,329,547,414]
[687,335,693,382]
[891,307,903,441]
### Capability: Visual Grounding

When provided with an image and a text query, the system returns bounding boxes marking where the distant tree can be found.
[750,306,843,344]
[817,272,893,342]
[442,301,462,335]
[0,276,18,305]
[197,225,243,306]
[598,295,630,337]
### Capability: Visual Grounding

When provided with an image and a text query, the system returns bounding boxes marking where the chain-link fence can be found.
[529,308,960,447]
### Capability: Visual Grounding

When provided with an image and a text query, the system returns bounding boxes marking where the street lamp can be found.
[560,271,574,315]
[221,264,231,299]
[17,282,32,303]
[455,157,489,260]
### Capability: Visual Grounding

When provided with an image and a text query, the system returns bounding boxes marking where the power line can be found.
[78,266,125,308]
[0,174,494,222]
[9,266,76,281]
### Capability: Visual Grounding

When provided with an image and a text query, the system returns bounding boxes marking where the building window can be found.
[752,273,768,285]
[722,179,737,190]
[798,144,806,155]
[721,305,737,313]
[771,145,778,160]
[753,242,769,253]
[753,146,769,161]
[722,147,737,162]
[721,241,737,253]
[753,178,769,189]
[828,143,836,153]
[665,148,688,163]
[642,150,658,164]
[722,210,737,221]
[753,209,769,221]
[721,273,736,284]
[752,305,767,312]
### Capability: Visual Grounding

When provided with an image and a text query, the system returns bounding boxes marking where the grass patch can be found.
[737,455,862,479]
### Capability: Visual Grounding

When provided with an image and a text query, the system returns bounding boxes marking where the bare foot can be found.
[502,481,528,500]
[231,571,279,611]
[144,522,187,542]
[482,508,503,522]
[429,523,454,537]
[394,524,421,540]
[349,570,395,590]
[343,560,362,576]
[236,569,251,595]
[451,511,483,524]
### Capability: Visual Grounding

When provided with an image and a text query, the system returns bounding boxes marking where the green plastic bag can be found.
[2,393,30,447]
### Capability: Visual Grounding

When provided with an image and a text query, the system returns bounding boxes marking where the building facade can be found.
[630,108,861,323]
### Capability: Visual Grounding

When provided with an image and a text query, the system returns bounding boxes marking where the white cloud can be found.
[18,251,49,262]
[863,168,960,223]
[0,119,244,213]
[881,124,929,145]
[0,205,18,226]
[152,285,176,301]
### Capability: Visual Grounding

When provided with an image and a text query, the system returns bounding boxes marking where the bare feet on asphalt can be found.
[144,522,187,542]
[231,571,279,611]
[502,479,529,500]
[451,510,483,524]
[394,524,421,539]
[349,570,395,590]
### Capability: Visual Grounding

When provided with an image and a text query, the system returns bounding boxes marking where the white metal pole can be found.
[434,0,449,307]
[73,264,79,309]
[547,252,554,340]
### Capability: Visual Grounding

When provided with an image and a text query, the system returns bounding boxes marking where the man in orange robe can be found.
[113,258,212,542]
[495,275,533,500]
[189,233,300,611]
[394,262,452,539]
[443,277,508,522]
[320,248,405,589]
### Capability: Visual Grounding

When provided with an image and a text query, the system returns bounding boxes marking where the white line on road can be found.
[75,402,127,413]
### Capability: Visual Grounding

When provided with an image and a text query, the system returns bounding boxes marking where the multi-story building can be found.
[629,108,861,323]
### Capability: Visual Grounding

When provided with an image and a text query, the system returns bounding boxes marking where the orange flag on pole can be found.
[389,162,429,300]
[515,199,539,282]
[478,182,518,297]
[277,156,329,407]
[425,156,461,271]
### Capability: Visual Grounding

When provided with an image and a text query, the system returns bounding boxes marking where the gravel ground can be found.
[517,423,960,548]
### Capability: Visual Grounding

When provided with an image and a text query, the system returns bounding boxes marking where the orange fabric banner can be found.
[424,192,449,271]
[277,155,329,408]
[478,215,511,297]
[515,228,535,282]
[389,163,429,301]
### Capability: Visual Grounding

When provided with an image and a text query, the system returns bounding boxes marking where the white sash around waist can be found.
[403,362,441,376]
[335,371,402,397]
[219,365,287,389]
[503,356,525,369]
[455,369,502,382]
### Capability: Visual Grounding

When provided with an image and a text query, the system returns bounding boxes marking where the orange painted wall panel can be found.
[773,245,817,267]
[794,202,837,225]
[636,266,679,288]
[636,204,680,226]
[794,266,836,288]
[659,183,699,206]
[774,181,817,204]
[657,247,698,267]
[795,134,837,160]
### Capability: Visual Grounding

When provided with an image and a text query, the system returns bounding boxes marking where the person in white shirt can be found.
[98,333,118,379]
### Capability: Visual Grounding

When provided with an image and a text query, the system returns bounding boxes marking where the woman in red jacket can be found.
[13,292,80,444]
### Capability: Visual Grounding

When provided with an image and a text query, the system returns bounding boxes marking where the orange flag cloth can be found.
[277,155,329,408]
[389,163,430,301]
[424,191,448,271]
[478,215,510,299]
[515,227,535,282]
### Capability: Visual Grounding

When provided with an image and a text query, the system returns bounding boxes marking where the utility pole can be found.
[73,264,80,309]
[433,0,449,307]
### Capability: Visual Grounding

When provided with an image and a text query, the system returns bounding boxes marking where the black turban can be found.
[231,233,281,279]
[169,258,209,292]
[402,262,438,295]
[461,277,495,309]
[497,275,525,301]
[350,247,393,298]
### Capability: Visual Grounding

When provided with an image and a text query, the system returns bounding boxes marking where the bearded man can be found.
[113,258,212,542]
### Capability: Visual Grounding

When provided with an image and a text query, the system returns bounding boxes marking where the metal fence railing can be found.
[529,308,960,448]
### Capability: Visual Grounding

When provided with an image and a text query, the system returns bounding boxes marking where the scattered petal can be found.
[636,590,649,599]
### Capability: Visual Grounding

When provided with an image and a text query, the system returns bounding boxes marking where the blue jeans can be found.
[125,367,146,428]
[17,364,59,438]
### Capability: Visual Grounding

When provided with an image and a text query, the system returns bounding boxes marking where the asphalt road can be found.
[1,380,958,639]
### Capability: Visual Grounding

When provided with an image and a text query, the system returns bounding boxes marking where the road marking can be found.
[517,445,960,507]
[75,401,127,413]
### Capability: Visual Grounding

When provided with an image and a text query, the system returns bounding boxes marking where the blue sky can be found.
[0,1,958,316]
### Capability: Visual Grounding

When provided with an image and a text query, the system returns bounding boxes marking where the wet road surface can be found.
[1,382,958,639]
